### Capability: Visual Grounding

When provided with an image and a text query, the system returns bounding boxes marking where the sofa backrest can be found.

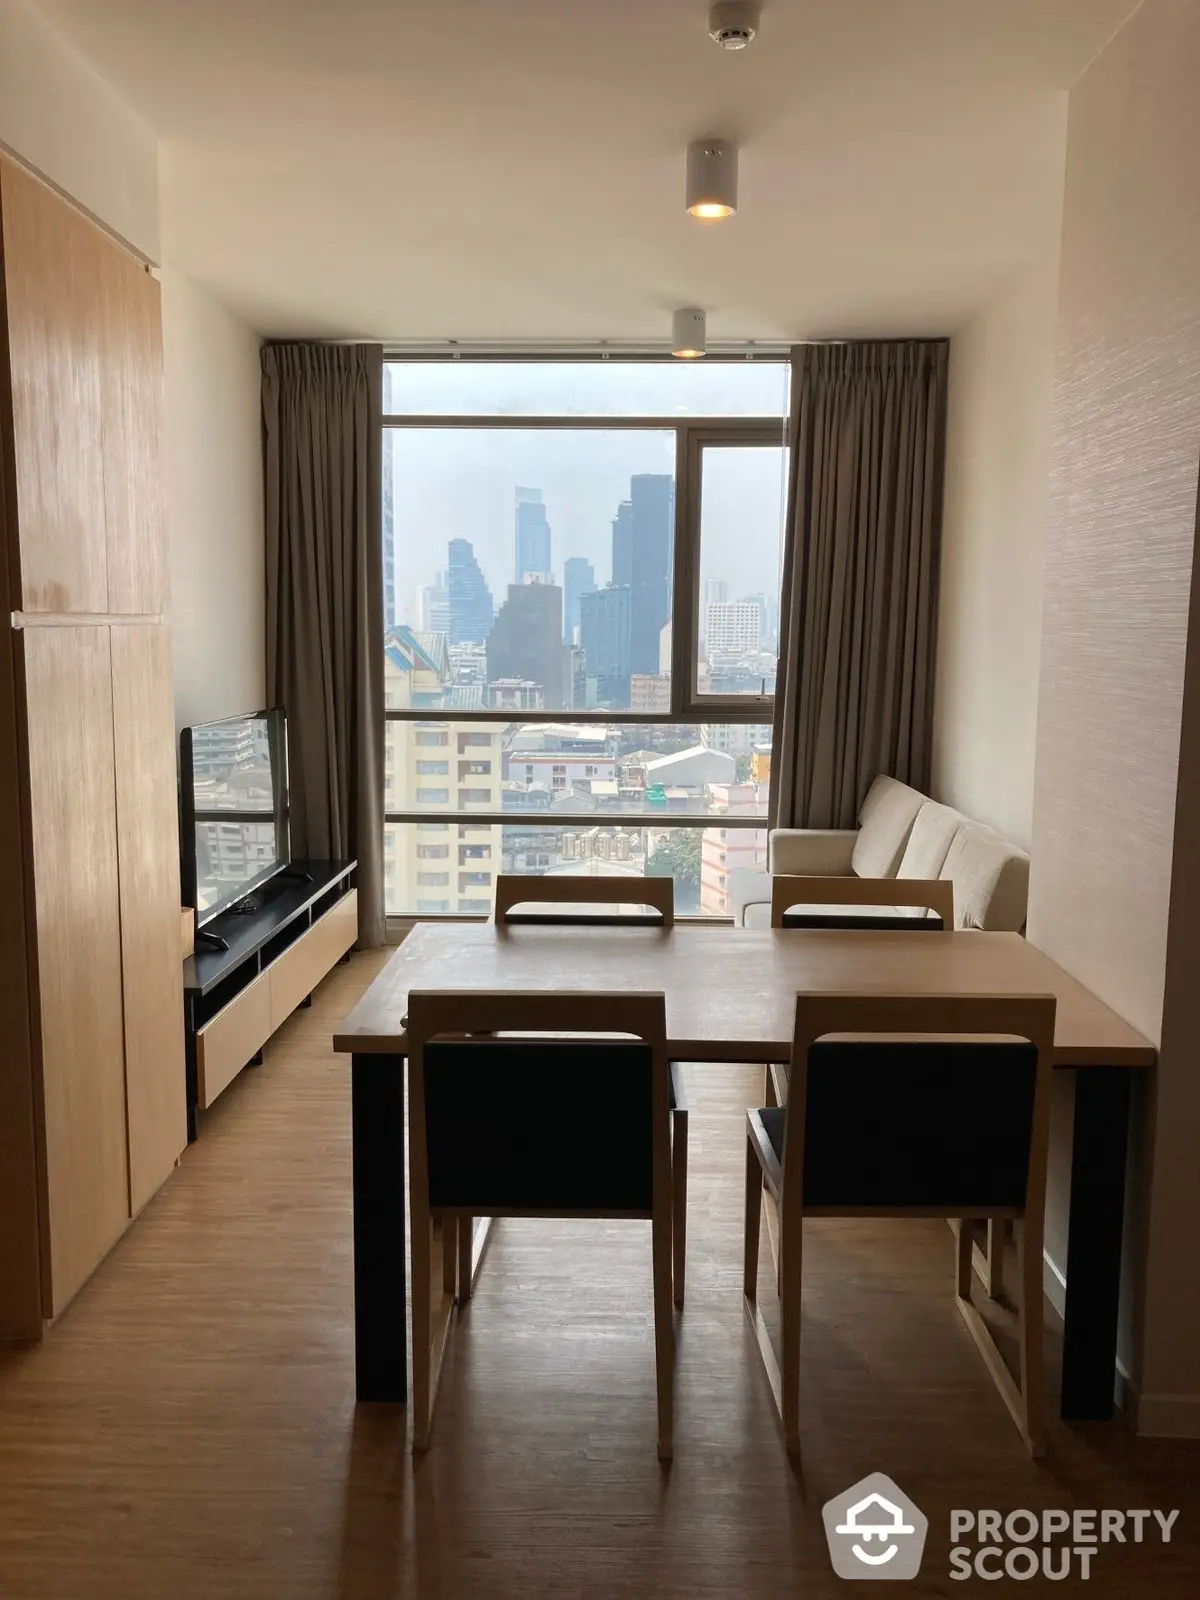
[850,776,927,878]
[939,823,1030,932]
[896,800,967,881]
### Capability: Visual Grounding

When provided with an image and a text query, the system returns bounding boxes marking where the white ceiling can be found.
[36,0,1136,342]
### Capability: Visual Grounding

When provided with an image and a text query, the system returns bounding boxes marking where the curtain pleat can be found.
[770,341,948,830]
[262,343,385,947]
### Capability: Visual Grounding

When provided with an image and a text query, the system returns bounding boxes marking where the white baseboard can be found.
[1042,1250,1200,1436]
[1129,1391,1200,1438]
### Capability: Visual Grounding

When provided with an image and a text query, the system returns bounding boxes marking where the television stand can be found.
[275,865,314,886]
[182,859,357,1139]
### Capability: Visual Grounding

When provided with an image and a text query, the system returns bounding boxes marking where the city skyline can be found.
[384,429,786,627]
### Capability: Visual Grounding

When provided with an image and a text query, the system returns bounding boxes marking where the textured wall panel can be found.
[1030,0,1200,1416]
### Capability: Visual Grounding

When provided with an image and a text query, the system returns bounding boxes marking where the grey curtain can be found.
[263,343,385,947]
[770,341,948,830]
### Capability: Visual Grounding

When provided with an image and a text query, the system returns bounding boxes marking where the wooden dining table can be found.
[333,922,1154,1422]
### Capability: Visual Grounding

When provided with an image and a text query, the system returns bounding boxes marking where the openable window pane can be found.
[696,445,787,698]
[384,428,675,715]
[383,821,766,918]
[385,720,772,817]
[384,360,789,419]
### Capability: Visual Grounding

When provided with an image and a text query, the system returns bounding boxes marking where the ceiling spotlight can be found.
[672,308,707,360]
[686,139,738,219]
[709,1,761,50]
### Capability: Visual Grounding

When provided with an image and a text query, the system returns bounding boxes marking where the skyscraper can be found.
[628,473,674,676]
[487,580,564,705]
[514,486,552,581]
[611,499,633,590]
[382,429,398,627]
[415,572,450,634]
[580,585,632,707]
[447,539,494,644]
[562,555,596,645]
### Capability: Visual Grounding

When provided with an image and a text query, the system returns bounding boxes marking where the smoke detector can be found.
[709,1,761,50]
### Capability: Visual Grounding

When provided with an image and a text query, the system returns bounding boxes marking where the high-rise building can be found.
[705,600,762,657]
[515,486,551,582]
[628,473,673,676]
[487,580,564,705]
[580,585,632,707]
[415,571,449,635]
[703,578,729,606]
[447,539,494,644]
[611,499,633,590]
[563,555,596,645]
[382,429,398,627]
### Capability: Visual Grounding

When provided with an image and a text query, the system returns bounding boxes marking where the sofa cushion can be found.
[850,776,928,879]
[897,800,966,880]
[940,825,1030,932]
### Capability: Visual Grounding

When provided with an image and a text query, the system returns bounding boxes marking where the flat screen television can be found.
[180,708,291,927]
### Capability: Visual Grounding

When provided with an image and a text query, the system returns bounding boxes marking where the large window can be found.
[383,359,788,918]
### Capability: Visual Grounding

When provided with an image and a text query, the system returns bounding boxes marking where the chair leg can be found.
[441,1215,458,1299]
[411,1205,434,1452]
[955,1218,974,1302]
[458,1215,474,1304]
[1018,1218,1047,1458]
[743,1133,763,1301]
[778,1211,803,1457]
[986,1220,1005,1299]
[651,1191,675,1462]
[764,1064,778,1108]
[671,1109,688,1310]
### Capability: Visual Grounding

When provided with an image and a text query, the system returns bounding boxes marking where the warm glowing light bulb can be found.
[688,200,735,219]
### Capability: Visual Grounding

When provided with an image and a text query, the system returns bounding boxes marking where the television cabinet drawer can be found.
[269,889,358,1030]
[195,971,273,1109]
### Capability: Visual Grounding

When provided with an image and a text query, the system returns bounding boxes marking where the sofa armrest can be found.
[768,828,858,876]
[730,869,772,929]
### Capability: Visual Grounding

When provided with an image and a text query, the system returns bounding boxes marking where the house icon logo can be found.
[822,1473,928,1580]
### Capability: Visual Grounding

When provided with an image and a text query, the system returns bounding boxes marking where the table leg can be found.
[352,1052,408,1403]
[1060,1067,1132,1421]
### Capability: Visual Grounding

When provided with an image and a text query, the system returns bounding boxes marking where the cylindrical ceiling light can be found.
[672,308,707,359]
[686,138,738,219]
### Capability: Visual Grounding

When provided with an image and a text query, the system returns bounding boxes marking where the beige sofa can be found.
[732,775,1030,932]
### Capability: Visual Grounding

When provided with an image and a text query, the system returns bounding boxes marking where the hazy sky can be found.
[384,362,789,623]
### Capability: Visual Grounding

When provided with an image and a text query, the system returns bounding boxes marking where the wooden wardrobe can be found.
[0,156,186,1339]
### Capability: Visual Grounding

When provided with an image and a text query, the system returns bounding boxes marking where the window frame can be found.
[382,355,787,921]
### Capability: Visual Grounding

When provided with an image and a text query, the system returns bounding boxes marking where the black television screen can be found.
[180,709,291,926]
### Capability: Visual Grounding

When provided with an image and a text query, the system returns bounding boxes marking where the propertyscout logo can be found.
[823,1474,928,1579]
[823,1474,1181,1582]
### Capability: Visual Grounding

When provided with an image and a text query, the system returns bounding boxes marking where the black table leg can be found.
[352,1052,408,1403]
[1060,1066,1133,1420]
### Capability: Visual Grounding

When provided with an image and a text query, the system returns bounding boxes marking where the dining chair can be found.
[743,991,1056,1457]
[493,872,676,926]
[770,873,954,931]
[406,988,676,1458]
[490,873,687,1309]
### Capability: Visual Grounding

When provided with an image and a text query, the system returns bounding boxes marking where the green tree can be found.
[646,830,702,912]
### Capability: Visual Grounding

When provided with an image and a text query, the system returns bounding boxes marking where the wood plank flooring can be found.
[0,950,1196,1598]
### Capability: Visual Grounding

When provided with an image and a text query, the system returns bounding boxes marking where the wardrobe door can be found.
[0,156,108,615]
[21,625,129,1314]
[111,624,187,1210]
[102,256,168,616]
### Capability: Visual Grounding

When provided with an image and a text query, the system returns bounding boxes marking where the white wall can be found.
[931,253,1061,848]
[161,268,264,730]
[1029,0,1200,1436]
[0,0,158,259]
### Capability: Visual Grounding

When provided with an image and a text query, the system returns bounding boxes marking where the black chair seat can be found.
[781,908,943,931]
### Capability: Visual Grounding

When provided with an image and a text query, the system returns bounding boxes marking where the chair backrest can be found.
[493,873,675,927]
[783,992,1055,1214]
[771,874,954,930]
[406,990,671,1216]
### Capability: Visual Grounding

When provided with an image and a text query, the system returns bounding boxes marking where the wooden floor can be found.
[0,951,1196,1599]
